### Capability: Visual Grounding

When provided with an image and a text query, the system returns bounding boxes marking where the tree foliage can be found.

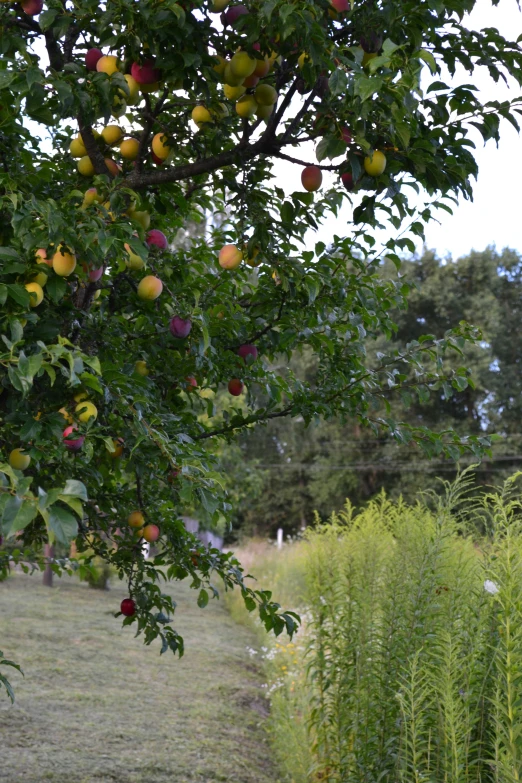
[0,0,521,679]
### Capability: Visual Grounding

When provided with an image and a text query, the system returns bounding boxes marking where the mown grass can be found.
[0,572,276,783]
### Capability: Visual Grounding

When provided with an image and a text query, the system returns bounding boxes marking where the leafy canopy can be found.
[0,0,521,683]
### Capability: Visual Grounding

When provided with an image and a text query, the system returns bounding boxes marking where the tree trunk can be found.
[42,543,54,587]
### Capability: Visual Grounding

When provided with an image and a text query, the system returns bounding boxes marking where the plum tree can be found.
[0,0,521,700]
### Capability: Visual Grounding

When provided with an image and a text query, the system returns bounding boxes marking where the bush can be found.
[235,471,522,783]
[80,554,114,590]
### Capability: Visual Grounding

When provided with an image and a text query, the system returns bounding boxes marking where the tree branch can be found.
[274,151,341,171]
[135,89,170,176]
[124,139,265,189]
[246,293,287,344]
[281,83,319,143]
[260,76,299,145]
[43,29,64,71]
[193,339,461,443]
[194,406,294,441]
[121,76,324,191]
[123,129,311,190]
[77,117,110,176]
[63,24,80,64]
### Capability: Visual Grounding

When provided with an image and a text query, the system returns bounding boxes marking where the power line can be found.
[246,455,522,473]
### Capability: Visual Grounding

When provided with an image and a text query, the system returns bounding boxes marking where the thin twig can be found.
[275,151,341,171]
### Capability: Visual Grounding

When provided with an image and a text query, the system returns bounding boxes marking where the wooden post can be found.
[42,543,54,587]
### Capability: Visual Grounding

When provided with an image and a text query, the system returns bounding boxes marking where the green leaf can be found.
[382,38,400,56]
[58,495,83,517]
[26,67,43,89]
[79,372,103,394]
[46,276,67,303]
[395,122,411,149]
[199,489,219,515]
[197,588,209,608]
[47,506,78,544]
[329,69,348,97]
[200,322,211,355]
[43,365,56,385]
[19,418,41,441]
[419,49,438,74]
[62,479,88,502]
[280,201,294,223]
[244,596,256,612]
[0,672,15,704]
[6,285,30,308]
[0,72,16,90]
[304,277,321,303]
[453,375,468,392]
[8,366,27,394]
[0,463,18,488]
[84,356,102,375]
[26,353,43,380]
[38,8,58,29]
[355,76,383,102]
[2,496,38,537]
[315,137,329,163]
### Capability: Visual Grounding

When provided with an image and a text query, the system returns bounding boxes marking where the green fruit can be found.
[236,95,258,119]
[254,84,278,106]
[230,52,256,79]
[224,63,245,87]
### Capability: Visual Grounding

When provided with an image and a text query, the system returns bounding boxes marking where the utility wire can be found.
[246,454,522,473]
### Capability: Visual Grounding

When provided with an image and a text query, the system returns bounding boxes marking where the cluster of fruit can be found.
[72,43,279,179]
[69,49,278,177]
[127,510,160,544]
[24,247,82,310]
[211,48,279,122]
[7,390,100,469]
[71,50,161,175]
[9,280,257,467]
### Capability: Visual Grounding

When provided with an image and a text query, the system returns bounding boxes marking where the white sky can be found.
[273,0,522,260]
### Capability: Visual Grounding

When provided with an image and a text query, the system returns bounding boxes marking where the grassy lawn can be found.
[0,571,276,783]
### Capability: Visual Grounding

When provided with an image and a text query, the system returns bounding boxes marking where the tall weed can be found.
[233,471,522,783]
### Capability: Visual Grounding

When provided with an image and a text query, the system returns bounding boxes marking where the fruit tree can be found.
[1,0,521,698]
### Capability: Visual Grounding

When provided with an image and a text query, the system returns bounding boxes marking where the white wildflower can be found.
[484,579,499,595]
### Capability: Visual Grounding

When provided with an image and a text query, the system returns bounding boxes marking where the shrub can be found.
[79,554,114,590]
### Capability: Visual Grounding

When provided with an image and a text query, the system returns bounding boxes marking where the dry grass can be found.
[0,571,276,783]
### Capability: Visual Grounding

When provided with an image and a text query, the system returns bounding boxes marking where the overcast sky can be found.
[273,0,522,260]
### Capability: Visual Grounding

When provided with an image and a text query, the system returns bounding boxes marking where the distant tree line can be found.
[221,247,522,539]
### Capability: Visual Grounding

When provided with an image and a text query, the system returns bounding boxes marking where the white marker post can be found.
[277,528,283,550]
